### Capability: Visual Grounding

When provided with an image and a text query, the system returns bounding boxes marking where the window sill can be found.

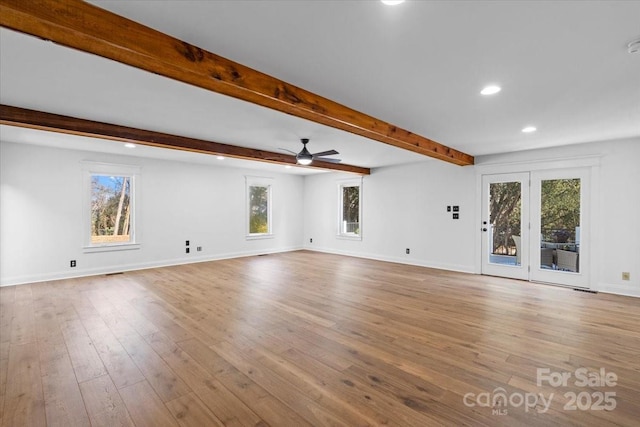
[337,234,362,241]
[83,243,141,253]
[246,234,274,241]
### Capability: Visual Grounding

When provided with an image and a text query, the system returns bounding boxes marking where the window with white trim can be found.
[246,176,273,239]
[82,162,140,252]
[338,178,362,239]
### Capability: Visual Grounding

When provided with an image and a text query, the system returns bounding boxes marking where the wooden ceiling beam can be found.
[0,105,371,175]
[0,0,474,166]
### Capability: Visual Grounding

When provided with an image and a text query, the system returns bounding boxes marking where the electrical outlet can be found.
[453,213,459,219]
[70,260,76,268]
[186,248,190,254]
[310,238,313,243]
[406,248,410,255]
[185,240,190,246]
[197,246,202,252]
[622,272,630,281]
[447,206,451,212]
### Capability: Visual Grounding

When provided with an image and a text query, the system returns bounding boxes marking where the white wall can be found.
[303,159,478,273]
[476,137,640,297]
[303,138,640,297]
[0,141,304,285]
[2,137,638,298]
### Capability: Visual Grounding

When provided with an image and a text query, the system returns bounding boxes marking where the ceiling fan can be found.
[281,138,341,165]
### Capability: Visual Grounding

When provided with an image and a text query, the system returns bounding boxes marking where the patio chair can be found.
[556,249,579,272]
[540,248,554,268]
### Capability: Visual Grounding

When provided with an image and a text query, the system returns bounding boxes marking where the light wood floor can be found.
[1,251,639,426]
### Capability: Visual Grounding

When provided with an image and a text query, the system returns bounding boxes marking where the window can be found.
[91,174,132,244]
[338,178,362,239]
[246,177,273,238]
[82,162,140,252]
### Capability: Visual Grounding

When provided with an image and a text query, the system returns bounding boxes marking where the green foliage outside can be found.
[490,178,580,254]
[249,185,269,234]
[541,179,580,242]
[490,182,521,253]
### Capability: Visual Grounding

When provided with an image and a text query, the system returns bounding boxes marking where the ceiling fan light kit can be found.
[296,139,314,165]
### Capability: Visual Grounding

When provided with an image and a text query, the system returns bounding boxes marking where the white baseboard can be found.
[0,246,303,287]
[595,282,640,298]
[6,247,636,300]
[304,246,475,274]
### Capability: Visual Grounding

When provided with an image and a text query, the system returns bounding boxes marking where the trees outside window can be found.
[490,178,581,255]
[540,178,581,243]
[338,179,362,239]
[83,162,139,251]
[91,175,131,244]
[246,177,273,238]
[249,185,270,234]
[489,181,521,255]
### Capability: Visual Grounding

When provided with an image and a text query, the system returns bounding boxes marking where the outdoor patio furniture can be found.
[556,249,579,272]
[540,247,554,268]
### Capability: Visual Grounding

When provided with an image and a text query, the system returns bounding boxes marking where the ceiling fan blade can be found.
[311,149,339,157]
[278,148,298,155]
[314,157,342,163]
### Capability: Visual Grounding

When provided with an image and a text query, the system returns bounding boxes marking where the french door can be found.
[481,173,530,280]
[481,169,590,288]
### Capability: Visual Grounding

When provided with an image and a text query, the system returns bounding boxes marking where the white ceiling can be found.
[1,0,639,174]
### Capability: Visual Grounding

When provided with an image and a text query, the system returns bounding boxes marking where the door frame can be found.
[475,156,600,289]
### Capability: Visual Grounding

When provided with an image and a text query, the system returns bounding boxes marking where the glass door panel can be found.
[530,169,590,288]
[481,173,529,280]
[539,178,581,272]
[489,181,522,266]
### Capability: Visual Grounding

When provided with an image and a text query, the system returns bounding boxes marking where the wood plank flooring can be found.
[1,250,639,426]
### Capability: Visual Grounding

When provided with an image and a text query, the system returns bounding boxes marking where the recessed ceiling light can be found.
[124,143,136,148]
[381,0,405,5]
[480,85,501,95]
[216,156,224,160]
[522,126,537,133]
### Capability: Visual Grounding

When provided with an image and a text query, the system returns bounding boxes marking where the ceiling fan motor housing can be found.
[296,139,313,164]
